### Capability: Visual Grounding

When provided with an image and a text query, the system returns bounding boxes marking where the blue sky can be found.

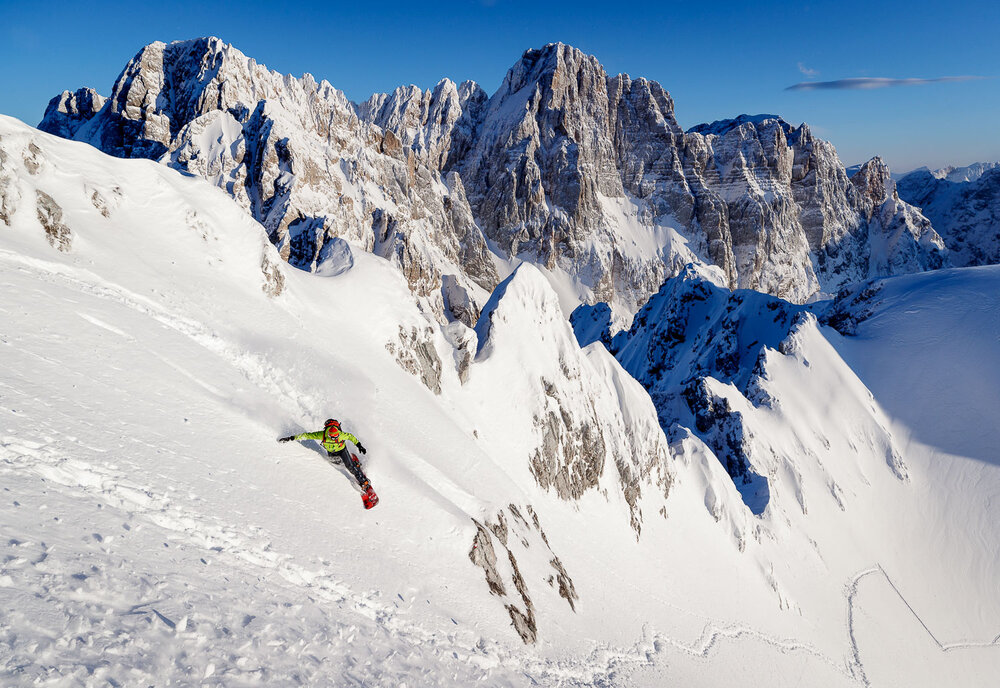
[1,0,996,171]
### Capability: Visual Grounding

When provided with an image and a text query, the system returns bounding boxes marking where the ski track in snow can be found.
[845,565,1000,686]
[0,432,637,686]
[0,248,319,425]
[845,568,878,686]
[649,622,853,677]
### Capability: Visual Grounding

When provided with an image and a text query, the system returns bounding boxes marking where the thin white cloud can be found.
[797,62,819,78]
[786,75,990,91]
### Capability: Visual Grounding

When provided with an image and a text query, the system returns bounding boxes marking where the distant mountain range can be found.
[895,164,1000,266]
[848,160,1000,183]
[40,37,951,329]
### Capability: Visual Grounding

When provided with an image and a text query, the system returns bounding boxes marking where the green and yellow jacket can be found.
[293,427,361,453]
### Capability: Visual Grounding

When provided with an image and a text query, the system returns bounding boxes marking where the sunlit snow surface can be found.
[2,116,999,686]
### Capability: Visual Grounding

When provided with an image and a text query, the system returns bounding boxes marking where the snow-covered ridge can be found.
[579,259,1000,683]
[38,37,948,330]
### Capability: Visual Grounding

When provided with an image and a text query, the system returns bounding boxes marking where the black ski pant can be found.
[329,447,368,487]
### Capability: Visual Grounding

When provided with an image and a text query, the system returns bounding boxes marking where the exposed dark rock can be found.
[467,505,578,644]
[35,190,71,251]
[385,325,443,394]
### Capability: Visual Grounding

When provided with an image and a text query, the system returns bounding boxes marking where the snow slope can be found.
[2,115,1000,686]
[0,116,597,685]
[830,266,1000,463]
[598,265,1000,685]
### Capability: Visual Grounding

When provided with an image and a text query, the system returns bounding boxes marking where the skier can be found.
[278,419,377,507]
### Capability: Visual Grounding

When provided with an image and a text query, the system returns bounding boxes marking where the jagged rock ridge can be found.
[40,38,947,328]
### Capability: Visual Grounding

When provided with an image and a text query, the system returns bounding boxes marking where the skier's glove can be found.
[278,435,295,443]
[356,442,367,454]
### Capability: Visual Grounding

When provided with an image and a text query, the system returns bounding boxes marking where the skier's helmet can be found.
[324,418,341,435]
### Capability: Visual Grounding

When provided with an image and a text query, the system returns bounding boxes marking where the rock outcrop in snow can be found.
[469,504,578,644]
[40,38,949,328]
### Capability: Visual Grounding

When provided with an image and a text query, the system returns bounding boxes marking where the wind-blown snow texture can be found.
[39,38,949,330]
[4,104,1000,687]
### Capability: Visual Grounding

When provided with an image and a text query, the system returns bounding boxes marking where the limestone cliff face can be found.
[849,157,946,278]
[682,123,945,298]
[358,79,487,173]
[40,38,946,326]
[445,44,945,314]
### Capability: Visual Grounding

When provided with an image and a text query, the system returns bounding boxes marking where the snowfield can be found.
[2,115,999,686]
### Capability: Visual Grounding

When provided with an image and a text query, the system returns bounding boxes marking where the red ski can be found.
[362,485,379,509]
[350,454,378,509]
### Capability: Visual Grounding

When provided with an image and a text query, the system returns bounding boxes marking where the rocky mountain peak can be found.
[357,78,484,171]
[686,113,791,137]
[502,43,602,96]
[107,37,237,152]
[84,36,355,160]
[850,155,896,207]
[38,88,106,139]
[37,37,957,328]
[930,160,1000,183]
[35,35,501,324]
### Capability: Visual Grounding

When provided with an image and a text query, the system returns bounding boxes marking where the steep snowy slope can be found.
[3,116,1000,686]
[589,264,1000,685]
[0,116,643,684]
[825,266,1000,468]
